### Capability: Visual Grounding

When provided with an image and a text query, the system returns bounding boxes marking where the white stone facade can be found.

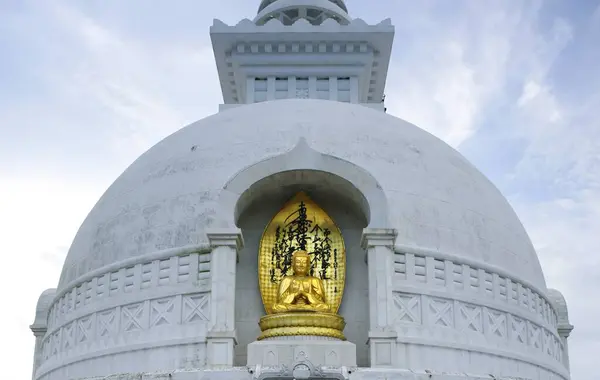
[210,14,393,108]
[31,1,573,378]
[54,100,548,291]
[31,99,572,380]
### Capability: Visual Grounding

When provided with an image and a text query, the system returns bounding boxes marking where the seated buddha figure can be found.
[272,250,331,313]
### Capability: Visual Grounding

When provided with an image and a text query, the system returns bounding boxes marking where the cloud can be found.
[0,3,226,378]
[377,1,599,378]
[0,176,102,380]
[382,1,535,147]
[48,3,223,158]
[505,48,600,378]
[1,2,224,173]
[511,190,600,379]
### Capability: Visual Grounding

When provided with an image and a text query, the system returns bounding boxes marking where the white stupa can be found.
[31,1,574,379]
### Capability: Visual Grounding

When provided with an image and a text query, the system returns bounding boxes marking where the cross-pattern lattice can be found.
[529,323,541,349]
[62,322,75,351]
[122,302,145,332]
[393,294,421,324]
[150,297,175,327]
[77,315,93,343]
[487,309,507,338]
[511,315,527,344]
[459,303,482,332]
[555,338,562,362]
[544,329,553,356]
[429,297,453,327]
[97,309,116,338]
[51,331,60,355]
[295,89,310,99]
[183,294,209,323]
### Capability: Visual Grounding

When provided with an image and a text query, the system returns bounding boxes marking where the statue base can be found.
[247,338,357,368]
[258,312,346,340]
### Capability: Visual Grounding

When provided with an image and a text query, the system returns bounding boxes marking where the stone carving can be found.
[37,249,214,374]
[295,88,310,99]
[429,297,453,328]
[459,303,483,333]
[77,315,92,344]
[39,292,210,368]
[121,302,145,332]
[46,252,211,331]
[249,359,350,380]
[183,294,210,323]
[150,297,176,327]
[62,322,75,351]
[486,309,507,338]
[392,294,421,324]
[393,252,559,331]
[97,309,116,338]
[511,315,527,344]
[391,292,564,364]
[529,322,542,350]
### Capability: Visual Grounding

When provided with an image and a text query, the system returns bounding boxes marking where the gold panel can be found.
[258,192,346,314]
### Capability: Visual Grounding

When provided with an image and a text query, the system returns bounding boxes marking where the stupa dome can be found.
[32,0,573,376]
[58,99,546,291]
[36,99,569,380]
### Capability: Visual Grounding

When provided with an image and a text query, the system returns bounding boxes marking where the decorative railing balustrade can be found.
[38,248,212,373]
[393,249,565,370]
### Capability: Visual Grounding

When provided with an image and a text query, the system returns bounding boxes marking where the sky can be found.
[0,0,598,379]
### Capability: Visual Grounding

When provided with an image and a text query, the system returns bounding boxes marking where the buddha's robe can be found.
[272,275,330,313]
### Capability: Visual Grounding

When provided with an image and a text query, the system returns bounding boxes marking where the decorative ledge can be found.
[211,17,394,33]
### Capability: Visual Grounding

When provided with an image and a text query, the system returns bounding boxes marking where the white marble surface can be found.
[30,0,575,377]
[75,366,559,380]
[57,99,547,291]
[247,339,357,367]
[211,15,394,106]
[34,99,571,380]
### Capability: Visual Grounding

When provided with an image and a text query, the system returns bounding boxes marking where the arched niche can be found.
[232,169,371,367]
[217,139,389,367]
[216,137,391,230]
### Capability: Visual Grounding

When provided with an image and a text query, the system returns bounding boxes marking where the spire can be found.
[255,0,350,26]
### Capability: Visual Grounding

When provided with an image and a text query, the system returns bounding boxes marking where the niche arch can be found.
[220,139,388,367]
[216,137,391,229]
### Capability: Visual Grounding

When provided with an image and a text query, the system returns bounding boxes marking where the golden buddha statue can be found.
[256,192,346,340]
[272,250,331,313]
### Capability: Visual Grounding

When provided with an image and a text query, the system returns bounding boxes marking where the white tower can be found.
[210,0,394,111]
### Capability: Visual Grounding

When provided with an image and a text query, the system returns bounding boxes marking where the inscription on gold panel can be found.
[258,192,346,315]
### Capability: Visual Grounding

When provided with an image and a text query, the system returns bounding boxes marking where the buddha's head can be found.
[292,250,310,276]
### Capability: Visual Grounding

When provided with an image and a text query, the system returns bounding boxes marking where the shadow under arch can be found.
[216,137,390,229]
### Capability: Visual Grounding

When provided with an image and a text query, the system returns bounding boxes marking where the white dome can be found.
[58,99,546,291]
